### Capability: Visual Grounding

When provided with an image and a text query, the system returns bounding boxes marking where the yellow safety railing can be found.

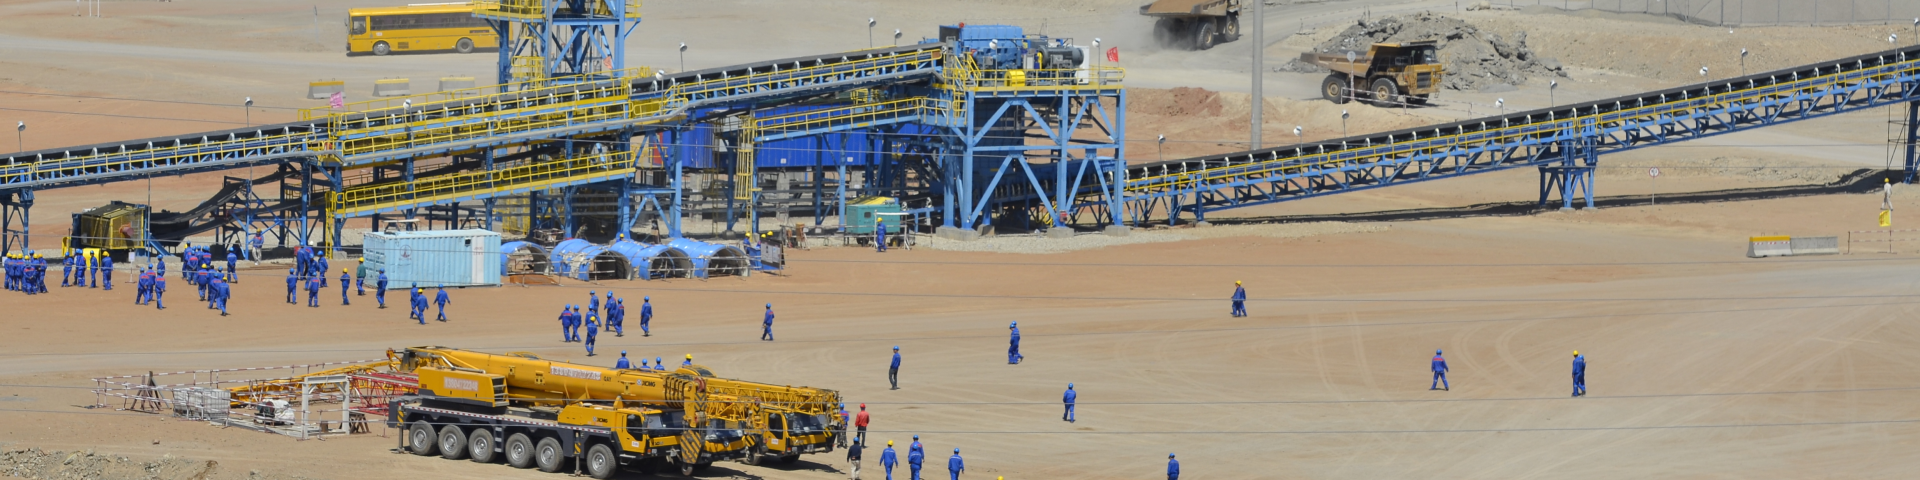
[752,97,957,136]
[1126,60,1920,192]
[332,149,635,215]
[329,80,634,158]
[304,67,651,121]
[939,53,1125,92]
[736,113,757,200]
[632,47,943,121]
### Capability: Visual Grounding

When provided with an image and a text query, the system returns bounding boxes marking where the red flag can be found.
[1105,47,1118,62]
[328,91,344,109]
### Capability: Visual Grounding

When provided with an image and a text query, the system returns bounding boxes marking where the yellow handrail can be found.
[333,149,635,214]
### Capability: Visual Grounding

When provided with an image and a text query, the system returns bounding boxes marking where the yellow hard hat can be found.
[685,354,693,360]
[1572,350,1579,356]
[1235,280,1241,285]
[887,440,894,446]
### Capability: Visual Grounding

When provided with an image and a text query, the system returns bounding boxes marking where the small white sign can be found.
[1649,167,1661,178]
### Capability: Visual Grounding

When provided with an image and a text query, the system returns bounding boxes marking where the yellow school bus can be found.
[346,3,498,56]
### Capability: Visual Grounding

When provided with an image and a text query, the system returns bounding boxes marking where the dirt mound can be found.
[1279,12,1566,91]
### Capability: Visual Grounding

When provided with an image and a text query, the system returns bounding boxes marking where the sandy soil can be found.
[4,0,1920,479]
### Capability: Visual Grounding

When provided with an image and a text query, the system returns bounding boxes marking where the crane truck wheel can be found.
[407,421,438,456]
[678,459,697,476]
[1193,21,1218,50]
[1321,75,1351,104]
[438,425,470,460]
[467,429,498,463]
[505,433,536,468]
[535,437,566,473]
[744,445,764,466]
[1370,78,1401,107]
[585,444,618,479]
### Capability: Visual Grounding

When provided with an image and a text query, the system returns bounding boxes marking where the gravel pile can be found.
[1280,12,1566,91]
[919,222,1389,254]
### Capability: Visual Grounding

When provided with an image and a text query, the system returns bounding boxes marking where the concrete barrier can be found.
[1788,236,1840,255]
[1748,235,1838,257]
[307,80,345,100]
[373,78,411,97]
[438,76,476,92]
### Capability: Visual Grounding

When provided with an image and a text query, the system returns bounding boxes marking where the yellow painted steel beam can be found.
[331,149,636,217]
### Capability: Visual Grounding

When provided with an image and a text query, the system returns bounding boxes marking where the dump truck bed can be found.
[1299,52,1373,77]
[1139,0,1234,17]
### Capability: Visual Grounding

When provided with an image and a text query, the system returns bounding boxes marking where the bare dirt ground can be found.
[4,0,1920,479]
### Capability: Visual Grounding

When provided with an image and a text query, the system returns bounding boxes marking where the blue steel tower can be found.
[478,0,641,86]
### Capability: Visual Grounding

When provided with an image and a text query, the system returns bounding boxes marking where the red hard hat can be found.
[859,403,866,409]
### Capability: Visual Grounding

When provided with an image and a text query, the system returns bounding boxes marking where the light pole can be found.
[1700,65,1709,82]
[1340,110,1349,138]
[867,18,876,49]
[1292,126,1302,149]
[14,121,22,153]
[1495,98,1504,115]
[1156,134,1166,161]
[1092,38,1102,80]
[1740,48,1748,76]
[244,97,253,128]
[893,29,902,47]
[1548,80,1557,107]
[678,42,687,72]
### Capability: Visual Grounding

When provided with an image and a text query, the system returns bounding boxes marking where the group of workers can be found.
[841,434,977,480]
[559,291,654,356]
[60,250,114,289]
[406,284,451,324]
[134,266,168,309]
[612,351,688,372]
[3,251,49,294]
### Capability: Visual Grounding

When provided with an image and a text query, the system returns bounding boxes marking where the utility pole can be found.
[1250,0,1263,151]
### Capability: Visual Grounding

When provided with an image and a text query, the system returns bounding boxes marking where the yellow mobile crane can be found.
[689,368,845,465]
[387,347,761,478]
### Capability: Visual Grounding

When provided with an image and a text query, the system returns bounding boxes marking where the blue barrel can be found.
[667,238,749,278]
[499,241,550,276]
[605,240,693,280]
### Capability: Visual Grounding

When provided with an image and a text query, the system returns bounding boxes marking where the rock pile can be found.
[1281,12,1566,91]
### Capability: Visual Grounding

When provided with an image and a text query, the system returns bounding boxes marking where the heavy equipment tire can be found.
[1370,78,1400,106]
[407,421,438,456]
[1409,94,1430,105]
[467,429,497,463]
[585,444,618,479]
[534,437,565,473]
[455,38,474,54]
[678,459,697,476]
[1321,74,1350,104]
[505,433,537,469]
[1222,14,1241,42]
[1193,20,1218,50]
[1152,18,1178,48]
[438,425,469,460]
[372,41,391,56]
[744,445,764,466]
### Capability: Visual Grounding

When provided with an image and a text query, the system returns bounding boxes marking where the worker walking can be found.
[59,253,71,287]
[99,254,113,290]
[412,288,429,324]
[946,448,964,480]
[889,346,901,390]
[640,296,653,337]
[211,276,230,316]
[433,285,450,321]
[875,218,887,253]
[907,436,924,480]
[588,290,600,324]
[880,440,898,480]
[1008,322,1022,364]
[583,314,599,356]
[1572,351,1587,397]
[285,269,297,304]
[375,270,388,308]
[846,435,864,480]
[136,268,153,304]
[305,273,322,307]
[1062,383,1076,422]
[339,269,352,305]
[558,305,574,341]
[615,351,631,369]
[1431,349,1450,391]
[354,258,367,296]
[1230,280,1246,317]
[761,303,775,341]
[1167,453,1180,480]
[836,403,852,448]
[151,274,166,310]
[856,403,871,441]
[224,250,237,282]
[315,255,328,288]
[610,297,624,336]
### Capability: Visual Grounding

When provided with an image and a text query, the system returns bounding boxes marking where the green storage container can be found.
[845,196,902,235]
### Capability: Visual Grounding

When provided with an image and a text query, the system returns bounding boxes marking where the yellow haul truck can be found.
[387,347,761,477]
[1302,41,1445,107]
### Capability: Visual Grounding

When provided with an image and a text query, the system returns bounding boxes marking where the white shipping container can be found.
[362,229,502,288]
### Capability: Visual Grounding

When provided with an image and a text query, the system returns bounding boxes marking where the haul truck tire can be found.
[1222,14,1241,42]
[1370,78,1400,106]
[407,421,438,456]
[535,437,565,473]
[1194,21,1218,50]
[506,433,537,469]
[586,444,618,479]
[1322,75,1350,104]
[438,425,469,460]
[468,429,498,463]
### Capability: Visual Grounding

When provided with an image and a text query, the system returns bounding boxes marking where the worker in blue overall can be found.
[1572,351,1587,397]
[153,252,165,281]
[1431,349,1450,391]
[194,264,211,300]
[681,354,693,368]
[609,297,624,336]
[946,448,963,480]
[295,245,311,278]
[211,276,230,316]
[374,268,389,309]
[59,253,72,287]
[407,284,421,319]
[305,273,322,307]
[339,269,352,305]
[1008,322,1022,364]
[761,303,775,341]
[587,290,600,325]
[285,269,298,304]
[880,440,898,480]
[604,290,615,322]
[354,258,366,296]
[875,218,887,253]
[151,274,166,310]
[1062,383,1076,422]
[890,346,902,390]
[205,274,221,310]
[6,253,18,292]
[639,296,653,337]
[30,253,45,294]
[907,436,924,480]
[411,288,428,324]
[615,351,631,369]
[1167,453,1180,480]
[558,305,573,341]
[136,268,153,304]
[433,285,450,321]
[583,313,600,356]
[224,250,237,282]
[99,253,113,290]
[1230,280,1246,317]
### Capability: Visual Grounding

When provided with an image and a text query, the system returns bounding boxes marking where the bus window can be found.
[351,18,367,35]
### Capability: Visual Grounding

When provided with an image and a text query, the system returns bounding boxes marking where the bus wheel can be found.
[455,38,474,54]
[372,41,391,56]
